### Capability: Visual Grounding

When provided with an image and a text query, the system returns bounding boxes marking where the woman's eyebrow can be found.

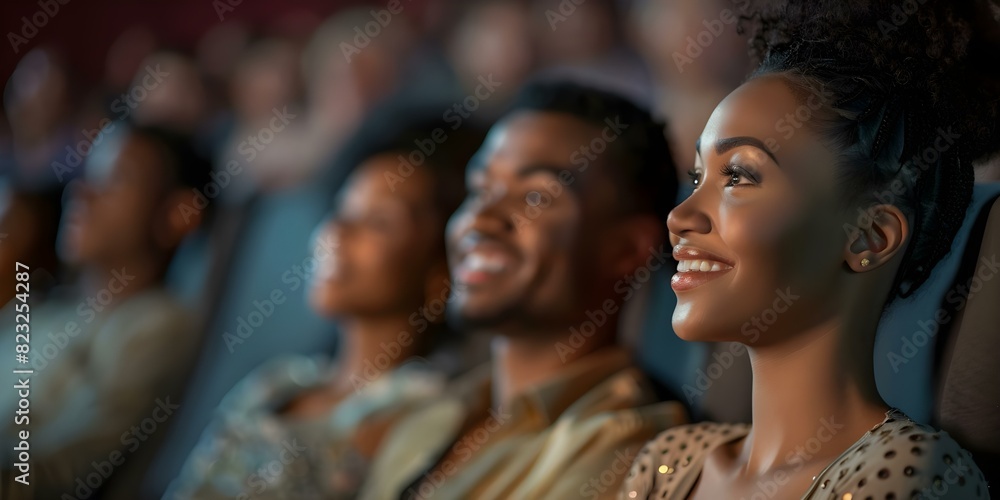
[696,136,780,166]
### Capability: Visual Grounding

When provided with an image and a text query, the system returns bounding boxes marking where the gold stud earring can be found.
[861,258,871,267]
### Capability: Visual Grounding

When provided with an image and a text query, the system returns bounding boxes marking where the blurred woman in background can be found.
[167,103,486,499]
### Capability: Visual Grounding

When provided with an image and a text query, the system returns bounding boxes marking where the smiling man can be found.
[359,80,687,500]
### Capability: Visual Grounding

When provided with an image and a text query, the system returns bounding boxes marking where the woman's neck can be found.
[330,315,426,395]
[740,316,889,477]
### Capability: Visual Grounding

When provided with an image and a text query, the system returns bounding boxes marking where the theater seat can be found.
[634,264,753,424]
[875,183,1000,422]
[935,186,1000,486]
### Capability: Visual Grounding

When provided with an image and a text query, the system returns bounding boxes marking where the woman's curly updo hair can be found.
[739,0,1000,301]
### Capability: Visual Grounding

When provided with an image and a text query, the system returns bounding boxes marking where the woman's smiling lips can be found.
[670,245,735,292]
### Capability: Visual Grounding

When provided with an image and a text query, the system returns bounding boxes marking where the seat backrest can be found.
[935,186,1000,485]
[635,265,753,424]
[875,183,1000,423]
[139,175,344,498]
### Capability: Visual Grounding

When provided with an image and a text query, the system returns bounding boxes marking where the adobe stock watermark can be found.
[887,253,999,372]
[339,0,414,63]
[672,0,749,74]
[223,229,334,353]
[915,456,974,500]
[878,0,930,38]
[747,416,844,500]
[27,268,136,372]
[404,406,512,500]
[177,106,296,222]
[60,397,180,500]
[545,0,587,31]
[555,244,671,362]
[348,330,420,392]
[52,65,170,183]
[682,287,799,404]
[579,410,646,498]
[7,0,72,54]
[384,74,501,191]
[235,439,309,500]
[511,115,629,233]
[350,277,467,391]
[842,126,961,240]
[579,448,637,498]
[724,415,845,500]
[212,0,243,21]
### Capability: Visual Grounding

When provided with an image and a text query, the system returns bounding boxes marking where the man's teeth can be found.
[676,259,730,273]
[466,253,506,272]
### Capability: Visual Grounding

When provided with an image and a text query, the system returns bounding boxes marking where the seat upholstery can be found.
[935,187,1000,486]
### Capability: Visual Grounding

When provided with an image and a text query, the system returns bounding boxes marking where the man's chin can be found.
[446,301,518,332]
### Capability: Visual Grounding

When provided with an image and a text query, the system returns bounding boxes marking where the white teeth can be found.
[677,259,731,273]
[466,253,506,273]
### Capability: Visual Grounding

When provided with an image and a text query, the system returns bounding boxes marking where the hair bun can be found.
[742,0,1000,165]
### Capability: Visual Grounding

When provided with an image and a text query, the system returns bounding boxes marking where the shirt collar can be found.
[454,347,636,427]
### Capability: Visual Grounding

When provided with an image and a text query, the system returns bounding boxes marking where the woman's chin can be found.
[671,314,733,343]
[308,289,348,318]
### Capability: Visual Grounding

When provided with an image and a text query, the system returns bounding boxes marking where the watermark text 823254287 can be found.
[12,262,33,486]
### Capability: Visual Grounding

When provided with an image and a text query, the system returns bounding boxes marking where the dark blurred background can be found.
[0,0,751,498]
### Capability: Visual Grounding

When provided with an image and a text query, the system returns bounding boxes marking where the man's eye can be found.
[525,191,543,206]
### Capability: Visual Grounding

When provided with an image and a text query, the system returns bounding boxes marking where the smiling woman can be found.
[623,0,1000,499]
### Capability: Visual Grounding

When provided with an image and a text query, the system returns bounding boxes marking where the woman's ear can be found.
[844,204,909,272]
[154,189,203,251]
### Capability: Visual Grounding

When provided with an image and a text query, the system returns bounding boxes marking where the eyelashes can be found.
[687,163,760,189]
[719,163,759,186]
[686,168,701,187]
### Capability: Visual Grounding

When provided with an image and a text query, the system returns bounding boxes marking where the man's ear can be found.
[844,204,909,272]
[154,189,203,251]
[609,215,666,278]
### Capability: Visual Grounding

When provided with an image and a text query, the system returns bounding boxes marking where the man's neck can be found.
[79,255,165,310]
[490,323,619,409]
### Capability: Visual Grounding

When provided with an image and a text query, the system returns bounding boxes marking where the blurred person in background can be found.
[137,12,421,492]
[299,7,415,179]
[1,47,80,189]
[130,50,212,138]
[0,123,210,499]
[629,0,752,189]
[439,0,535,123]
[213,35,304,196]
[360,80,687,500]
[530,0,652,104]
[166,105,486,500]
[0,184,63,307]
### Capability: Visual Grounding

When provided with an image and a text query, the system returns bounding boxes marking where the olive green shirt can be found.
[360,348,688,500]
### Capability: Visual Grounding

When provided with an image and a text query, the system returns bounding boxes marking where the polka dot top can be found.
[619,409,990,499]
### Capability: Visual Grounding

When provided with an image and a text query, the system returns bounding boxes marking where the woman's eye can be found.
[687,169,702,188]
[721,164,757,187]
